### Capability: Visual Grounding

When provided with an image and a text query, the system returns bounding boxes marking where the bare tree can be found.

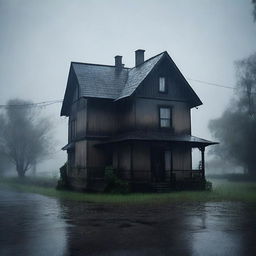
[0,99,53,177]
[253,0,256,21]
[235,53,256,117]
[0,153,11,176]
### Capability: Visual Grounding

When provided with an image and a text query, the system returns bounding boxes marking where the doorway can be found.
[151,147,165,182]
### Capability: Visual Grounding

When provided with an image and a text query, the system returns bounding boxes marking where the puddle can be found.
[1,188,256,256]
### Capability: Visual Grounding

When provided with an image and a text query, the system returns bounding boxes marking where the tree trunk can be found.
[16,165,26,178]
[32,161,37,176]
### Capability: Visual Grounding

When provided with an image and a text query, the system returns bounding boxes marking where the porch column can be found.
[130,143,134,181]
[199,147,205,180]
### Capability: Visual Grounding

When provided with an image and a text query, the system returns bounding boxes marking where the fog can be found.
[0,0,256,175]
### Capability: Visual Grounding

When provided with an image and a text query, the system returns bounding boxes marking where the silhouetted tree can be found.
[0,153,11,176]
[252,0,256,21]
[209,53,256,176]
[0,99,53,177]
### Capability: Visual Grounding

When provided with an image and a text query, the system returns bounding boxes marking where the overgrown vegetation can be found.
[104,166,130,194]
[1,177,256,204]
[56,163,69,190]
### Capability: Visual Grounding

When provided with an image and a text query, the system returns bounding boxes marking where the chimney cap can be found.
[135,49,145,53]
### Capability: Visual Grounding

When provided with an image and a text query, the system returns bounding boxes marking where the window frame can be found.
[158,106,172,129]
[158,76,168,94]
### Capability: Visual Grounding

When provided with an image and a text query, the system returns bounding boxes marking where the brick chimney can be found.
[135,49,145,67]
[115,55,123,69]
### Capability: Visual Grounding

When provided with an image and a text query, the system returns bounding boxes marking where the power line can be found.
[0,77,255,108]
[0,100,63,108]
[188,78,256,94]
[187,78,235,90]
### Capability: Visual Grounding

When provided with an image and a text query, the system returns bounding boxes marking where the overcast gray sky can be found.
[0,0,256,173]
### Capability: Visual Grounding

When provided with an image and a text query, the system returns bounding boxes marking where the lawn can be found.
[0,176,256,204]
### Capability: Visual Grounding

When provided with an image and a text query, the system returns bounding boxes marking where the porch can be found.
[91,132,217,191]
[85,168,206,192]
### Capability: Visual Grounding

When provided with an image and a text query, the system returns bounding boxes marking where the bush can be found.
[104,166,130,194]
[205,180,212,191]
[56,163,69,190]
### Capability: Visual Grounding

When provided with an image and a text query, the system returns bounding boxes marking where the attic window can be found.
[159,77,166,93]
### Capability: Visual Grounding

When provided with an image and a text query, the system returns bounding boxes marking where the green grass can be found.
[0,177,256,204]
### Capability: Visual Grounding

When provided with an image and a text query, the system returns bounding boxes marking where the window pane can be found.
[159,77,165,92]
[160,119,170,127]
[160,108,170,118]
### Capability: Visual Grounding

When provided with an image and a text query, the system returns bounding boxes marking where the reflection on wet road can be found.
[0,188,256,256]
[0,188,68,256]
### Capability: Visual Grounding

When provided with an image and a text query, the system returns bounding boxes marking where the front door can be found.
[151,147,165,182]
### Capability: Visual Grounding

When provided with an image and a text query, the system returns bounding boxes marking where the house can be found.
[61,50,217,191]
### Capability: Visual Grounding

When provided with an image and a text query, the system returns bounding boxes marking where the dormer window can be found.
[159,77,166,93]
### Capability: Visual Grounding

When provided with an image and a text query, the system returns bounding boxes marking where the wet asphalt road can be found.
[0,188,256,256]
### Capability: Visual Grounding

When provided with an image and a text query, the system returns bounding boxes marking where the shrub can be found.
[205,180,212,191]
[56,163,69,190]
[104,166,130,194]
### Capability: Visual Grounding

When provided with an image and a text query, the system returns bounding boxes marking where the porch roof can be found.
[62,142,75,151]
[96,131,218,148]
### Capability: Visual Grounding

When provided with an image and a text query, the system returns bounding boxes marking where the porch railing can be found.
[81,167,204,183]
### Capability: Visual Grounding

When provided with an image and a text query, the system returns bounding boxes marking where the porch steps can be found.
[151,182,171,193]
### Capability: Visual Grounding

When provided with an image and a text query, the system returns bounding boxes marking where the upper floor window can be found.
[159,107,171,128]
[159,77,166,93]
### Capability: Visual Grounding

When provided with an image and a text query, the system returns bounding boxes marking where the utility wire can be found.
[188,78,256,94]
[0,100,63,108]
[187,78,235,90]
[0,78,255,108]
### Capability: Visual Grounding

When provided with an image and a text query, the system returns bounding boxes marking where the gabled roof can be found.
[116,52,164,100]
[72,63,129,99]
[61,51,202,116]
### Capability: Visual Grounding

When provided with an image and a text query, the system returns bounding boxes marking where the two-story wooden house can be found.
[61,50,216,191]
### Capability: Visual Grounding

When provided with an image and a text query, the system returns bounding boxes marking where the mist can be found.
[208,52,256,177]
[1,0,256,176]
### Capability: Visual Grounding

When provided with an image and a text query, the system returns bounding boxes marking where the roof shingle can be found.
[71,52,165,101]
[61,51,202,116]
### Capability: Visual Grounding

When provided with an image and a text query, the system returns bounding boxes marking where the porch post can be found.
[199,147,205,180]
[130,143,134,181]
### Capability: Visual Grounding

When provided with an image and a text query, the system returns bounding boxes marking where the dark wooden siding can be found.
[87,98,117,136]
[87,140,111,168]
[135,98,191,135]
[68,98,87,142]
[135,58,189,102]
[114,142,151,181]
[172,145,192,172]
[75,140,87,168]
[116,98,135,133]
